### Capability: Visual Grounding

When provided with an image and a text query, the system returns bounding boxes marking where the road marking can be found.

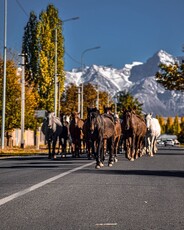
[0,161,95,206]
[95,223,118,226]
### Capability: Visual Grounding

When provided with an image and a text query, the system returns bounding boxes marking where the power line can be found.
[16,0,29,17]
[65,51,81,65]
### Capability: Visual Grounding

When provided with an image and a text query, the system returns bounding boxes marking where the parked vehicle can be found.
[164,139,174,146]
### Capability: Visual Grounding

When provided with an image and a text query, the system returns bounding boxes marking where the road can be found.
[0,146,184,230]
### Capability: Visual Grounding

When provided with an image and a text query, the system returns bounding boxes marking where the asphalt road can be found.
[0,146,184,230]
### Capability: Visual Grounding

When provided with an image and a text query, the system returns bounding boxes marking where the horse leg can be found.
[108,137,115,167]
[52,139,57,159]
[113,136,119,163]
[130,134,136,161]
[95,139,103,169]
[48,140,52,159]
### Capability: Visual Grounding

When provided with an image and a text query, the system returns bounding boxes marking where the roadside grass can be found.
[0,146,48,157]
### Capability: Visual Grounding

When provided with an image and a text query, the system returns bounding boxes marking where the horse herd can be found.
[41,107,161,169]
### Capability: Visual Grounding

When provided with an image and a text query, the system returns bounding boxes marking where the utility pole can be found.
[19,53,26,148]
[54,28,58,116]
[1,0,7,149]
[78,87,81,114]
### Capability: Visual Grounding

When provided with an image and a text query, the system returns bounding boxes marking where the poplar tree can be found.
[173,115,181,136]
[38,4,64,111]
[165,117,174,134]
[22,11,39,85]
[22,4,65,111]
[157,115,165,134]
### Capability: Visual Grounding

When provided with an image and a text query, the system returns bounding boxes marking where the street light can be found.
[54,16,79,116]
[80,46,101,119]
[1,0,7,149]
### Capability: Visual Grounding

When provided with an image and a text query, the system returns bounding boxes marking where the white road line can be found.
[0,161,95,206]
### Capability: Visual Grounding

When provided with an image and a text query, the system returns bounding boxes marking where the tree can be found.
[165,117,173,134]
[157,115,165,134]
[22,4,65,111]
[155,62,184,91]
[0,56,39,145]
[117,91,143,116]
[22,11,39,85]
[173,115,181,136]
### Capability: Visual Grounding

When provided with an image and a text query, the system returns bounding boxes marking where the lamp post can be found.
[54,17,79,116]
[1,0,7,149]
[80,46,101,119]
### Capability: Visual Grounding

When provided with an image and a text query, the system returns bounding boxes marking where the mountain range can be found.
[65,50,184,117]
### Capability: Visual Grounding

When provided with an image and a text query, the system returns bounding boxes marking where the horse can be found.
[144,113,161,157]
[41,112,63,159]
[69,111,84,158]
[58,112,71,157]
[83,107,99,160]
[103,106,122,162]
[88,108,115,169]
[122,109,147,161]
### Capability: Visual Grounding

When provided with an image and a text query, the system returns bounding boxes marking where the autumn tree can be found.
[157,115,165,134]
[0,55,39,144]
[22,4,65,112]
[165,117,174,134]
[173,115,181,135]
[156,62,184,91]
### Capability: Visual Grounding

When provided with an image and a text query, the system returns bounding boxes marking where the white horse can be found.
[144,113,161,157]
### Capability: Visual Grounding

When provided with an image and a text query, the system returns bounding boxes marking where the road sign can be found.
[35,110,46,118]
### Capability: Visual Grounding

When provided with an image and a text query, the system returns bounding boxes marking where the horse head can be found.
[145,113,153,131]
[123,110,131,130]
[89,110,100,134]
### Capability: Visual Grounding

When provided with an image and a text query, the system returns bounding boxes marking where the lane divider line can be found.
[0,161,95,206]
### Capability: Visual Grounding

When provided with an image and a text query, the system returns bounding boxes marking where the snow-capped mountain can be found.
[65,50,184,117]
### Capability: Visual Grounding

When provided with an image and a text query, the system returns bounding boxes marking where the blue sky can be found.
[0,0,184,70]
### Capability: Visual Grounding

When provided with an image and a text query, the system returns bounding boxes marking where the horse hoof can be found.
[99,162,104,167]
[114,158,118,163]
[108,163,113,167]
[95,165,101,169]
[130,158,134,161]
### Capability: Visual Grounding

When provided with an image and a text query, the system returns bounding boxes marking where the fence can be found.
[1,128,45,148]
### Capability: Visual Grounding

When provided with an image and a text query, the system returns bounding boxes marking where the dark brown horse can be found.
[122,109,147,161]
[88,108,115,169]
[58,112,71,157]
[83,107,100,160]
[69,111,84,158]
[103,106,122,162]
[41,112,63,159]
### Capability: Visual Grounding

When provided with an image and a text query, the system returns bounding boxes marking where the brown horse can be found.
[83,107,98,159]
[103,106,122,162]
[122,109,147,161]
[69,111,84,158]
[88,108,115,169]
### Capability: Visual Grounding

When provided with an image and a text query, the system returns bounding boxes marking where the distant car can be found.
[157,140,165,146]
[164,139,174,146]
[174,140,180,145]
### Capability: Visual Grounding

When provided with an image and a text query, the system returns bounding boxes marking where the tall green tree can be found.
[22,11,39,85]
[155,62,184,91]
[117,91,143,116]
[22,4,65,112]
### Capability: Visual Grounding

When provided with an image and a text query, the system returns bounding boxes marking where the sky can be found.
[0,0,184,71]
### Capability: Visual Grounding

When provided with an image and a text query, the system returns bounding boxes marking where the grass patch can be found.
[0,146,48,157]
